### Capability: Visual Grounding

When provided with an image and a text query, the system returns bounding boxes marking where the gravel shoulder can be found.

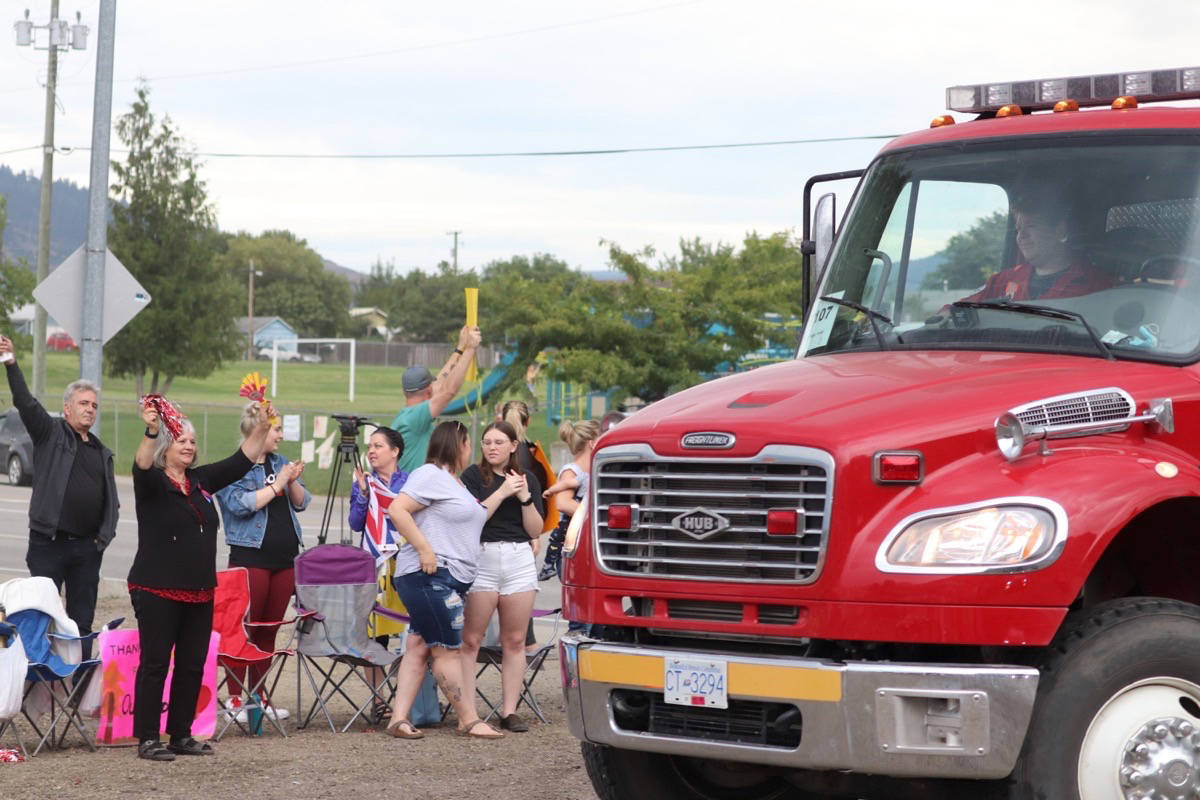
[1,594,597,800]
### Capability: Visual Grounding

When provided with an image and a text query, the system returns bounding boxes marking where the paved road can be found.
[0,477,565,619]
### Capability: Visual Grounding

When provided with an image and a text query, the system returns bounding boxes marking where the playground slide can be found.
[440,351,515,416]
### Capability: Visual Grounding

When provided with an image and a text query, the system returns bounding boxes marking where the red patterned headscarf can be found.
[143,394,187,440]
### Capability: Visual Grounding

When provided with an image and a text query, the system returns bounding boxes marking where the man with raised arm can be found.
[392,325,483,474]
[0,334,118,659]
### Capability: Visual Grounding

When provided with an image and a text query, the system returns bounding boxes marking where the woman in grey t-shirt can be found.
[382,420,501,740]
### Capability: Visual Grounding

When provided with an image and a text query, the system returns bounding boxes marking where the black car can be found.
[0,408,34,485]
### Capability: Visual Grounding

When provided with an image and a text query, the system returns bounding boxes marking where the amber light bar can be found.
[946,67,1200,114]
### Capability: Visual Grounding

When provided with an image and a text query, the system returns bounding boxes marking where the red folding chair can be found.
[212,567,312,739]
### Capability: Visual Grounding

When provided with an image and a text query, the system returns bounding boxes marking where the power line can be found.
[36,133,898,161]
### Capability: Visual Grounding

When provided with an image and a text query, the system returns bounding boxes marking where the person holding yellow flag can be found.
[392,325,482,474]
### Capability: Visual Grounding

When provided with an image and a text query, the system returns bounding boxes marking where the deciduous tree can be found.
[106,84,240,396]
[0,196,35,342]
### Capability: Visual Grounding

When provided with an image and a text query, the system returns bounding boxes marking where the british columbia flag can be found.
[362,475,401,567]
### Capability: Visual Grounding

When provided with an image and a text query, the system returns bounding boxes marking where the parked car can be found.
[0,408,33,485]
[300,353,321,364]
[46,332,77,351]
[256,347,302,362]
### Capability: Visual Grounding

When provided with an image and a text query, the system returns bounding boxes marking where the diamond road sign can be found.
[32,245,151,344]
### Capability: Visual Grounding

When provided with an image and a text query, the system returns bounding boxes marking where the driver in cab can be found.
[959,196,1114,303]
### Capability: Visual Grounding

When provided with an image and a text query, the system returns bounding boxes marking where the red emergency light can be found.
[765,509,799,536]
[607,504,634,531]
[873,451,924,485]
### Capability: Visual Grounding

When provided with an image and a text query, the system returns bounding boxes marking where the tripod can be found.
[318,433,361,545]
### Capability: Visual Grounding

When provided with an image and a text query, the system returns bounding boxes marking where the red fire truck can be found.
[560,67,1200,800]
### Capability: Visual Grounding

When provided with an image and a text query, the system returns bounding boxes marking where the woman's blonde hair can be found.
[502,400,530,443]
[238,401,269,438]
[558,419,600,456]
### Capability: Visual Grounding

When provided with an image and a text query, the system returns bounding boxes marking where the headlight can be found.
[563,497,588,559]
[880,502,1062,573]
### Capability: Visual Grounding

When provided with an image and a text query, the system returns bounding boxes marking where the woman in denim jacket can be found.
[215,402,310,720]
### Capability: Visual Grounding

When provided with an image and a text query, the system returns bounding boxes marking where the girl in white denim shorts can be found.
[458,420,544,732]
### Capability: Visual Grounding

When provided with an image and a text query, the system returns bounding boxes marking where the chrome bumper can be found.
[559,634,1039,780]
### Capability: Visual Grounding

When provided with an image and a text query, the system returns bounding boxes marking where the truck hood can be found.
[610,351,1192,458]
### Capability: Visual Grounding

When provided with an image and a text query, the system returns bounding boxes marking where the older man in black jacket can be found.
[0,335,119,658]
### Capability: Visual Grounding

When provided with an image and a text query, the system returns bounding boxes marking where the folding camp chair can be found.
[464,607,562,725]
[293,544,405,732]
[0,620,29,758]
[9,608,109,755]
[213,567,312,740]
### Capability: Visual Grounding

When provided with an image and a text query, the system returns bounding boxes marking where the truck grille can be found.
[647,694,802,748]
[593,444,833,584]
[1012,387,1133,430]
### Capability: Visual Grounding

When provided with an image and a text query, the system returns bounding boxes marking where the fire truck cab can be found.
[560,67,1200,800]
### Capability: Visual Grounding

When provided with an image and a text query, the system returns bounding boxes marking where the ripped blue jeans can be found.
[393,567,471,649]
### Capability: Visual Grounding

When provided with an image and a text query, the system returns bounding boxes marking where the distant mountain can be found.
[0,164,90,268]
[0,164,364,286]
[905,252,947,291]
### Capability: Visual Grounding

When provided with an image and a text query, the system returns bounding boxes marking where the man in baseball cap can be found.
[392,325,482,473]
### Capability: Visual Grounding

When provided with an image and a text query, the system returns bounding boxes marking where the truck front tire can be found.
[1011,598,1200,800]
[581,742,814,800]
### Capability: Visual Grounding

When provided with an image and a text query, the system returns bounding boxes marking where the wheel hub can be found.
[1119,716,1200,799]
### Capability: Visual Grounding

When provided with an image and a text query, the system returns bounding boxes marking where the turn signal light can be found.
[607,504,633,530]
[996,104,1023,117]
[1053,99,1080,112]
[766,509,799,536]
[1112,95,1139,109]
[929,114,956,128]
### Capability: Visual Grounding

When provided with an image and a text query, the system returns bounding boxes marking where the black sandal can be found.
[370,700,392,725]
[138,740,176,761]
[166,737,215,756]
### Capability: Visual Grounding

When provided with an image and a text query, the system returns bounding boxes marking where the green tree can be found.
[479,234,805,403]
[391,262,478,342]
[0,196,35,342]
[106,84,241,396]
[216,229,352,338]
[921,211,1008,290]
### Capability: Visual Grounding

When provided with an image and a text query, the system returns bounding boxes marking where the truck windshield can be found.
[799,136,1200,363]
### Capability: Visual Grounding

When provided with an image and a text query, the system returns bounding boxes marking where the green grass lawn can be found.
[14,352,567,496]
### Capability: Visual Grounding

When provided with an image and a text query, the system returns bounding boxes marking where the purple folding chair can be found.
[293,544,408,732]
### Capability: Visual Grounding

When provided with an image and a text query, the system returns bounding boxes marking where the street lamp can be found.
[13,2,88,400]
[246,259,263,360]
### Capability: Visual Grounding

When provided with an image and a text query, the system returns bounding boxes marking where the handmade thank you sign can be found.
[94,629,219,744]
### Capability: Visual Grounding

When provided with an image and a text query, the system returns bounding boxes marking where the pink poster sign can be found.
[94,628,220,745]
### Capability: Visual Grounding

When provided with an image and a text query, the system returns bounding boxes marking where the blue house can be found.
[234,316,298,356]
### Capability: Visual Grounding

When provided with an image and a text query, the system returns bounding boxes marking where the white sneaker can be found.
[264,706,290,721]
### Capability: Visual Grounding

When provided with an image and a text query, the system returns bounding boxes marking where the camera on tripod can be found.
[331,413,370,443]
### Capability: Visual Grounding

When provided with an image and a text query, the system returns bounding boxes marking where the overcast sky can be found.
[1,0,1199,275]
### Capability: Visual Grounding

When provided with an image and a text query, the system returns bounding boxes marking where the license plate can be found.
[663,657,728,709]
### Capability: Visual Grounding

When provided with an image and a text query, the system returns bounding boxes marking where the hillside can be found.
[0,164,363,282]
[0,164,90,267]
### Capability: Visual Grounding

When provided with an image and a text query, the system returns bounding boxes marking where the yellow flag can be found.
[464,287,479,382]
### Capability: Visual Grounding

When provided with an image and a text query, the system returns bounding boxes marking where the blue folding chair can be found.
[10,609,120,755]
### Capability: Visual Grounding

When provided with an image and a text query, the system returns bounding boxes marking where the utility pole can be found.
[33,0,60,401]
[246,258,261,360]
[447,230,461,270]
[79,0,116,401]
[14,2,89,399]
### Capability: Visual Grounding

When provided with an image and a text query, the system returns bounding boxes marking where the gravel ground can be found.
[1,595,598,800]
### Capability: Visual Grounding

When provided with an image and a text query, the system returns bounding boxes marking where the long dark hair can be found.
[477,420,521,488]
[426,420,469,471]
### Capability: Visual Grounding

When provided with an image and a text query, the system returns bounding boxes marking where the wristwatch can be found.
[454,348,464,355]
[519,495,535,506]
[144,428,158,439]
